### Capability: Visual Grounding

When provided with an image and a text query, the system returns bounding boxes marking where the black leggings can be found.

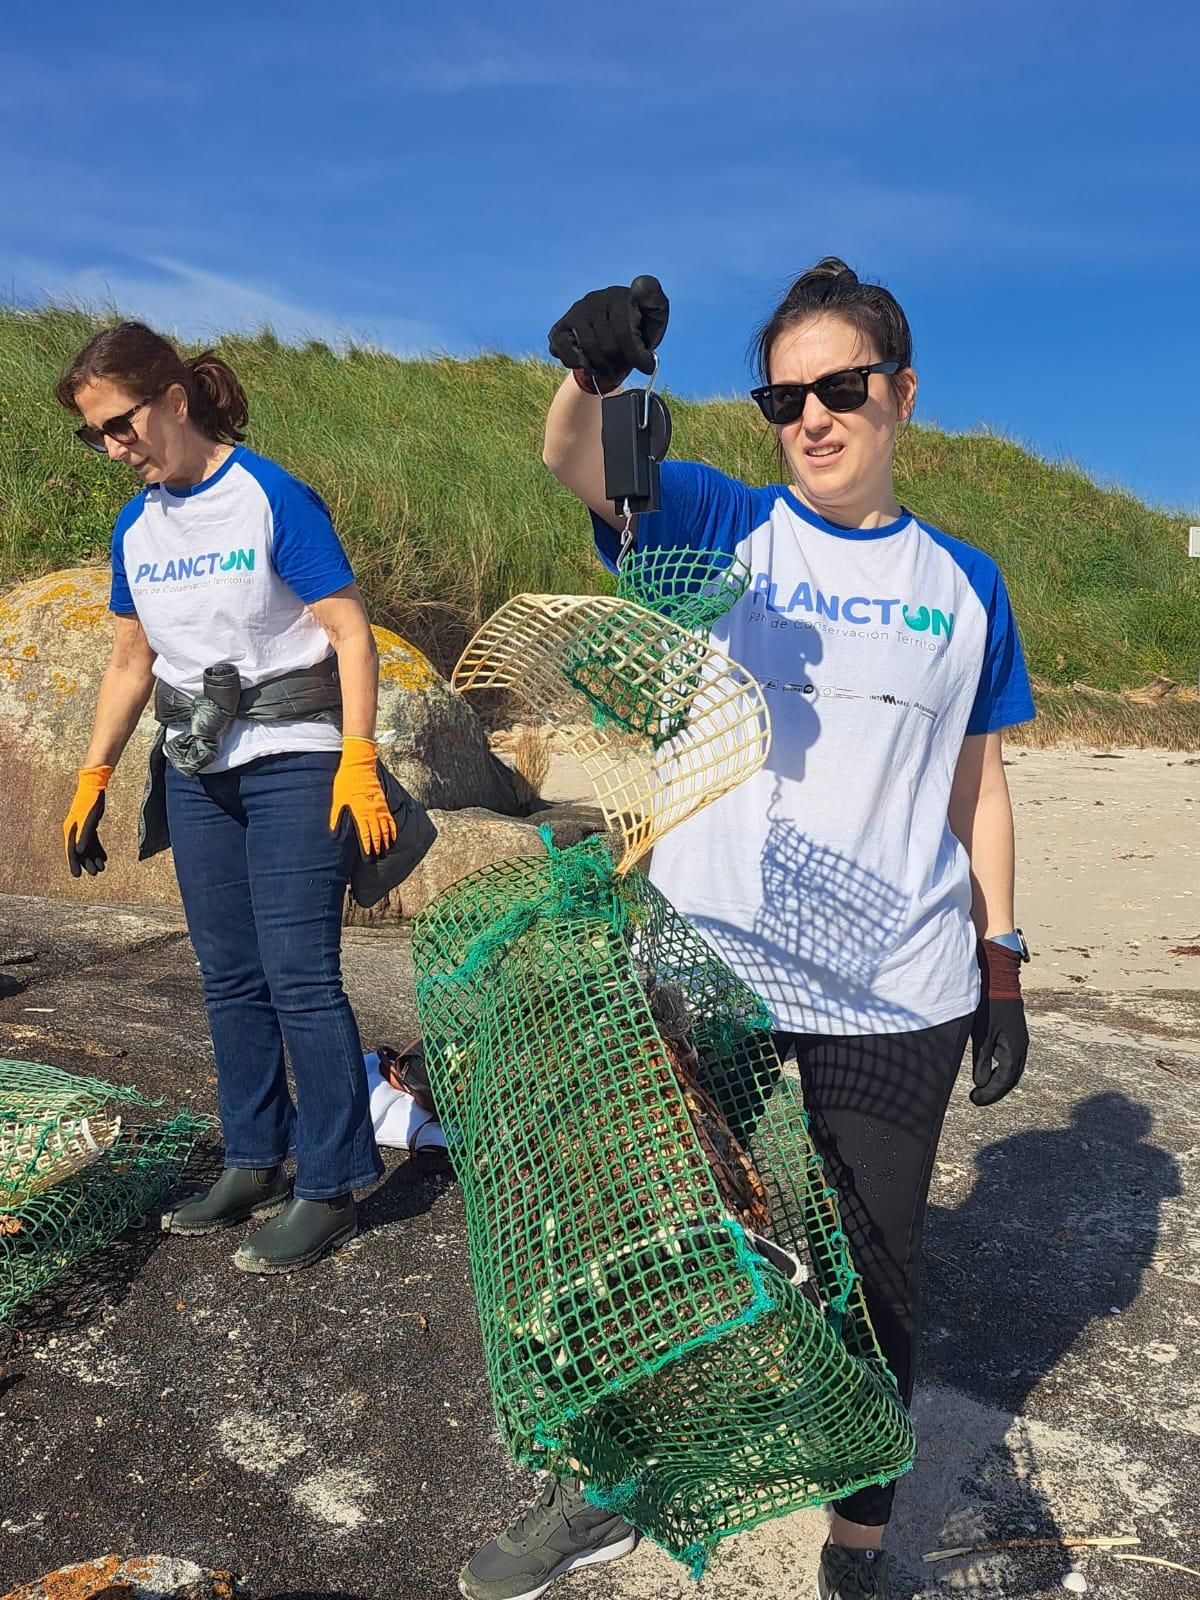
[773,1013,973,1527]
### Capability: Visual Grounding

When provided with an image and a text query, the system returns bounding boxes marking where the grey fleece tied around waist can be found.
[138,656,437,906]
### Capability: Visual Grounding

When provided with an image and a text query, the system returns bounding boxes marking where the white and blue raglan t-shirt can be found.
[593,462,1035,1037]
[109,446,354,772]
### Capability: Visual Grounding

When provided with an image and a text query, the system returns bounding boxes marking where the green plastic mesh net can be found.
[615,546,751,633]
[563,548,753,747]
[1,1059,211,1323]
[412,835,914,1572]
[562,607,712,748]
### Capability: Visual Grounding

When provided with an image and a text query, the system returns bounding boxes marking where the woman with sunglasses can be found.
[459,260,1035,1600]
[56,321,394,1274]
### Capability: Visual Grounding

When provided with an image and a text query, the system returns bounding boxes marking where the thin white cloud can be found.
[0,48,208,115]
[398,43,619,93]
[225,15,644,94]
[609,164,1197,301]
[6,253,444,357]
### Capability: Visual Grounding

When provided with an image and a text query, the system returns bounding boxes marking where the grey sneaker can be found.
[459,1476,638,1600]
[817,1542,893,1599]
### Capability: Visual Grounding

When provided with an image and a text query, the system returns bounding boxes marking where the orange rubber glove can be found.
[329,737,397,858]
[63,765,114,878]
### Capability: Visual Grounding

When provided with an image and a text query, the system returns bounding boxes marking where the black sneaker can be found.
[817,1542,893,1599]
[459,1477,638,1600]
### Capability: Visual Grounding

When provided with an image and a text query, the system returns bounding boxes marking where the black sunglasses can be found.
[75,394,158,453]
[750,362,904,426]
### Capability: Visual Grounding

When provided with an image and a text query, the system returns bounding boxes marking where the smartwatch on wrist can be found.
[988,928,1030,962]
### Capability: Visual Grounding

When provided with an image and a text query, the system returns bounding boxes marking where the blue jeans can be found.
[166,750,384,1200]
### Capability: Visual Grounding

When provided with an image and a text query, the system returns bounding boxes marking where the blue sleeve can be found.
[589,460,756,574]
[108,494,144,615]
[967,568,1036,734]
[240,453,355,604]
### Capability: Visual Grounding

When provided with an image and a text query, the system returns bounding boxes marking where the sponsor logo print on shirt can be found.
[132,548,256,584]
[869,690,938,720]
[761,678,938,720]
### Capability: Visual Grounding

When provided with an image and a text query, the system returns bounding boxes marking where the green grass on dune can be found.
[2,307,1197,743]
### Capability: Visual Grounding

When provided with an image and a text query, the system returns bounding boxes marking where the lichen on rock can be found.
[0,568,525,912]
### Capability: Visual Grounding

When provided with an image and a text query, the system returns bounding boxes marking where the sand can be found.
[538,743,1200,996]
[1006,746,1199,993]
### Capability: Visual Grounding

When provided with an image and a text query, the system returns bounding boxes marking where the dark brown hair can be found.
[752,256,913,396]
[55,321,249,443]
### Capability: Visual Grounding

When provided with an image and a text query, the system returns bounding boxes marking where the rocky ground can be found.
[0,745,1197,1600]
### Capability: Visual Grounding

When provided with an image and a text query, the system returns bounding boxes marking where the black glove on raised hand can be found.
[548,275,670,390]
[970,939,1029,1106]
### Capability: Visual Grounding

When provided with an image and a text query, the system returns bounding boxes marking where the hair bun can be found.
[809,256,857,284]
[779,257,861,313]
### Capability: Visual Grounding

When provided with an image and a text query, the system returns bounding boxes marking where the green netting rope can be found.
[418,828,631,998]
[562,547,752,748]
[1,1059,212,1323]
[412,841,914,1571]
[615,546,751,633]
[563,609,708,748]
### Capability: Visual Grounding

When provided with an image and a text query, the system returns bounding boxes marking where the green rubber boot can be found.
[161,1166,290,1236]
[233,1194,357,1274]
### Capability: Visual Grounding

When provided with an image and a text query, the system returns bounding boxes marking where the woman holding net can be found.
[459,260,1034,1600]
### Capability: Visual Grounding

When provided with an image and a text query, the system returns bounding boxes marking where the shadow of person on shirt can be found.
[689,792,920,1037]
[753,615,824,786]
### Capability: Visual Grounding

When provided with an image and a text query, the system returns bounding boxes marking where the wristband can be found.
[571,368,623,396]
[979,938,1023,1001]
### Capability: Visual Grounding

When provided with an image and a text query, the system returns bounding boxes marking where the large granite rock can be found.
[371,624,522,813]
[0,569,522,909]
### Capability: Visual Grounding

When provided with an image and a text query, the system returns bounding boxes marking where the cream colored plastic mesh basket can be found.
[452,593,770,874]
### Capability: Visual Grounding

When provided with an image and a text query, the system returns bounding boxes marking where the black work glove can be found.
[548,275,670,389]
[970,939,1029,1106]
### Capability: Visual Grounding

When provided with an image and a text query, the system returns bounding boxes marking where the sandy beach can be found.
[1008,746,1199,991]
[537,742,1200,997]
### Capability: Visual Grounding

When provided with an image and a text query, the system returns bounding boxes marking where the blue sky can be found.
[4,0,1198,512]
